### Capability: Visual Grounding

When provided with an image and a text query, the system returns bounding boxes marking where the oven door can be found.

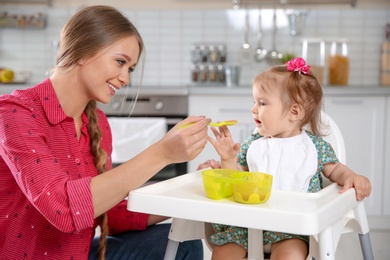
[107,116,187,181]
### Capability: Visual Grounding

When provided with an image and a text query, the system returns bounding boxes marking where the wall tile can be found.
[0,7,389,87]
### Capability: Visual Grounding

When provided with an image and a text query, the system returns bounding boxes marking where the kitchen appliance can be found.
[97,89,188,180]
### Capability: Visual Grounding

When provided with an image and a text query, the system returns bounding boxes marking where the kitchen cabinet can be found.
[323,96,386,216]
[188,88,390,228]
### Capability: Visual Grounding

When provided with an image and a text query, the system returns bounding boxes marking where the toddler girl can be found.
[207,58,372,260]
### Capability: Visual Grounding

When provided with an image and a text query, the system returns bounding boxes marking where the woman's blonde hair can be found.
[56,5,144,260]
[253,64,323,135]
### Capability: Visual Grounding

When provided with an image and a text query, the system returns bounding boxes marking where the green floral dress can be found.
[209,130,339,249]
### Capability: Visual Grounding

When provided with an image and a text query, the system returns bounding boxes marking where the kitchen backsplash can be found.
[0,6,389,87]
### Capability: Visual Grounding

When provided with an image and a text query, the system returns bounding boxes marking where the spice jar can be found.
[208,64,217,82]
[217,64,226,83]
[199,45,208,63]
[199,64,208,82]
[190,64,199,82]
[218,44,227,63]
[328,40,349,86]
[209,45,218,63]
[190,44,201,64]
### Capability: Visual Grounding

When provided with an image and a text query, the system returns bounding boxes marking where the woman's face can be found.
[251,84,292,138]
[77,35,140,104]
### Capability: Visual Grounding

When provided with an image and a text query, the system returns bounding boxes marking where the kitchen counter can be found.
[189,85,390,96]
[0,83,189,96]
[2,83,390,96]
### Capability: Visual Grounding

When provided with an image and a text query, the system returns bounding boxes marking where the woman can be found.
[0,5,208,260]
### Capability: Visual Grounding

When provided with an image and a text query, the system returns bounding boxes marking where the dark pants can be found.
[89,223,203,260]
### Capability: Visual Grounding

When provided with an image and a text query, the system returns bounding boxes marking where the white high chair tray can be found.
[127,170,357,236]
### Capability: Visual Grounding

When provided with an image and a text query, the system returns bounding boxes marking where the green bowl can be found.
[201,169,273,204]
[230,172,273,204]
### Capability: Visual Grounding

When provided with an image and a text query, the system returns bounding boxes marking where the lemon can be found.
[0,69,15,83]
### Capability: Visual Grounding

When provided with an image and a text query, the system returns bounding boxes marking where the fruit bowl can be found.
[201,169,273,204]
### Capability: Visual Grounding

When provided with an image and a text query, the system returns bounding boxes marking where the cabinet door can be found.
[188,95,254,172]
[384,97,390,216]
[324,96,385,216]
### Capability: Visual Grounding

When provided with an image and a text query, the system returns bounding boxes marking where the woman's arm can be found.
[90,116,211,217]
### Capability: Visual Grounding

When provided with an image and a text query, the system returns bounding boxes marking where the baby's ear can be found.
[289,103,304,121]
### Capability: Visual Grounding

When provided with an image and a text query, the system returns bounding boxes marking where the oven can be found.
[97,89,188,181]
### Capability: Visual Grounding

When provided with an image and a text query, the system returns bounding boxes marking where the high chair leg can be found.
[247,229,264,260]
[164,240,179,260]
[359,233,374,260]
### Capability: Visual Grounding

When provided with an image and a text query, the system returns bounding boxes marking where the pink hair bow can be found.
[286,57,311,75]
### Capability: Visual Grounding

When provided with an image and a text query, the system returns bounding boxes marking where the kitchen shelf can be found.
[0,0,52,6]
[0,12,46,29]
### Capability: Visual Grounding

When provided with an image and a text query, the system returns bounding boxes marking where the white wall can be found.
[0,6,389,86]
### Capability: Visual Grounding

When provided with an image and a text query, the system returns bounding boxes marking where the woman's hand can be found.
[157,116,211,164]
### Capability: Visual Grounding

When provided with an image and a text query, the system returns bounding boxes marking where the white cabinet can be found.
[188,95,254,172]
[384,96,390,216]
[323,96,386,216]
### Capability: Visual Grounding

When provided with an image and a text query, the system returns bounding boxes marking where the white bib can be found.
[246,131,317,192]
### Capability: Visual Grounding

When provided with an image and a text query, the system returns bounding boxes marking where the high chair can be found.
[127,111,374,260]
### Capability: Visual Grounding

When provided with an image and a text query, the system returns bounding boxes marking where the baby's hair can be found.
[253,64,323,135]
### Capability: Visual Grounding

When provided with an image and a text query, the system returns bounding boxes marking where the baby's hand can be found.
[197,159,221,170]
[339,174,372,201]
[208,126,240,161]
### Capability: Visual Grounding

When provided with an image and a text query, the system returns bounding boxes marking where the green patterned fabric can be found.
[210,130,339,248]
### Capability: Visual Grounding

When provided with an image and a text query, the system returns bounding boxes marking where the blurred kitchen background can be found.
[0,0,389,87]
[1,0,390,259]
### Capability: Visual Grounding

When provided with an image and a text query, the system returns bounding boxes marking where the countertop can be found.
[1,83,390,96]
[189,85,390,96]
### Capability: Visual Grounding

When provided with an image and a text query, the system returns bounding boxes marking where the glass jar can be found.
[328,40,349,86]
[301,39,325,85]
[209,45,218,63]
[190,44,201,64]
[218,44,227,63]
[199,45,208,63]
[217,64,225,83]
[190,64,199,83]
[199,64,208,82]
[208,64,217,82]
